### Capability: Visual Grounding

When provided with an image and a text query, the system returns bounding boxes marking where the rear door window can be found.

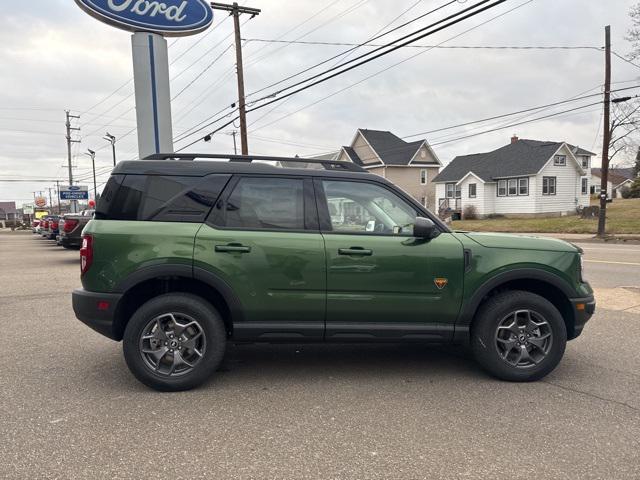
[101,174,230,222]
[221,177,306,230]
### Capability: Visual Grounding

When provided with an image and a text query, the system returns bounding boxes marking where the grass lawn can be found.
[450,198,640,234]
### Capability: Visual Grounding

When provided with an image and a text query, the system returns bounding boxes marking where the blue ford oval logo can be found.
[74,0,214,36]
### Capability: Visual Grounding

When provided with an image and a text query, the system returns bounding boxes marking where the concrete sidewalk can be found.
[508,232,640,243]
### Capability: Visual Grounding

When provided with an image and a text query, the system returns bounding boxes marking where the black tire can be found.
[123,293,226,392]
[471,290,567,382]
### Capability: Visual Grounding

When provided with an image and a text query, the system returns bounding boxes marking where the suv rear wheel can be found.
[471,290,567,382]
[123,293,226,391]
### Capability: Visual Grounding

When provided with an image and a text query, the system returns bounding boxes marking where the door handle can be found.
[338,247,373,256]
[215,243,251,253]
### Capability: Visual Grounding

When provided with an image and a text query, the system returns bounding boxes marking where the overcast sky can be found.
[1,0,638,206]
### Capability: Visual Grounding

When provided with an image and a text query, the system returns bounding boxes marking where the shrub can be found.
[463,204,478,220]
[624,178,640,198]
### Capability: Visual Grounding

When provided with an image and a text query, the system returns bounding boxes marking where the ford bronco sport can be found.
[72,153,595,391]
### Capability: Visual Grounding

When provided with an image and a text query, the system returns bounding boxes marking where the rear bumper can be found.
[72,288,122,341]
[61,236,81,248]
[569,295,595,339]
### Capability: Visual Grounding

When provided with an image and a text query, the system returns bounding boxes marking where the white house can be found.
[590,167,637,198]
[433,136,593,218]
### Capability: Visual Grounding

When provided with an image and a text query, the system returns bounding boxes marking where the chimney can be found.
[510,134,519,144]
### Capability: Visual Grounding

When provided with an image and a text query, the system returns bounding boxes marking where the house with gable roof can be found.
[590,167,638,198]
[432,136,594,218]
[335,128,442,209]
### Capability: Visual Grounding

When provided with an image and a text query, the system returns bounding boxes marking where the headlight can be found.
[578,253,585,282]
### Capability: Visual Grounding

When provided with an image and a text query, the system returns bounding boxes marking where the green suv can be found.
[72,154,595,391]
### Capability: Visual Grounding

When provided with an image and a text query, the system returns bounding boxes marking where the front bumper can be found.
[569,295,595,339]
[72,289,123,341]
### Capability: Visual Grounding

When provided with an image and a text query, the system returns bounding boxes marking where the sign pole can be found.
[132,33,174,159]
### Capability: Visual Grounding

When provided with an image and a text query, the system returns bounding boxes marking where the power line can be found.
[246,0,536,135]
[176,0,510,150]
[429,101,603,147]
[611,50,640,70]
[172,45,233,101]
[246,0,458,98]
[403,85,640,138]
[247,0,475,104]
[242,39,603,51]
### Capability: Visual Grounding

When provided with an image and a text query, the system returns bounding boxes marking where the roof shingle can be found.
[433,139,583,183]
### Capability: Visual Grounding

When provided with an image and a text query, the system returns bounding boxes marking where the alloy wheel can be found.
[139,312,207,377]
[494,309,553,368]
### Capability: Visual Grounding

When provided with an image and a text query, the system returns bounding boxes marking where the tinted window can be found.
[102,174,229,222]
[224,177,305,230]
[95,174,123,219]
[322,180,417,235]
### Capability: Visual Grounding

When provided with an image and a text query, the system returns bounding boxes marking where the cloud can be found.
[1,0,639,204]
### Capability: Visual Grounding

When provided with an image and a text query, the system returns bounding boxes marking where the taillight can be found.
[64,219,79,233]
[51,221,59,230]
[80,235,93,276]
[42,220,49,229]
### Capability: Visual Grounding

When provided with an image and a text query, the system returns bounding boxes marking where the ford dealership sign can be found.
[74,0,214,36]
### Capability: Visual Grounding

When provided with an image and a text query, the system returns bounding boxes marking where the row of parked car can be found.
[32,210,94,249]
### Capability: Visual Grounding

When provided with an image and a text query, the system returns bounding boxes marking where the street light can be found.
[103,132,116,166]
[84,149,97,201]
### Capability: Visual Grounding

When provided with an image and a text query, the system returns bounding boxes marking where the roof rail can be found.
[143,153,366,173]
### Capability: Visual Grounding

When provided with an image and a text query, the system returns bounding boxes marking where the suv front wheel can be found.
[123,293,226,391]
[471,290,567,382]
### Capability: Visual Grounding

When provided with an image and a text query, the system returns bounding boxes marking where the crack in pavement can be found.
[542,380,639,412]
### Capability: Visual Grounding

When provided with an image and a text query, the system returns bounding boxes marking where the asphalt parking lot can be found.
[1,231,639,479]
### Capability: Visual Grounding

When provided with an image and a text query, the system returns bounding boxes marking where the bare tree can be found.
[608,99,640,168]
[626,2,640,60]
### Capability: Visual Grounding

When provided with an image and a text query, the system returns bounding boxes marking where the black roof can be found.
[433,139,589,183]
[342,129,438,167]
[112,153,372,179]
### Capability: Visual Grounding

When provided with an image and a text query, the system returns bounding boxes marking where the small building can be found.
[0,201,20,221]
[335,129,442,209]
[590,167,637,198]
[433,136,593,218]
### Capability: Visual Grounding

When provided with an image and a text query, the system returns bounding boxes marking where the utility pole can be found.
[55,180,61,214]
[85,149,97,200]
[597,25,611,237]
[104,132,116,166]
[211,2,261,155]
[231,130,238,154]
[65,110,81,213]
[47,187,54,212]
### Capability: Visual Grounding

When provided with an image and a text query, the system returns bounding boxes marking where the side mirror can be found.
[413,216,439,239]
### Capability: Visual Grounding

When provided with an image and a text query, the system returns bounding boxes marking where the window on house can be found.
[542,176,557,195]
[518,178,529,195]
[581,177,588,195]
[581,156,589,169]
[508,179,517,196]
[420,149,427,159]
[455,184,461,198]
[420,169,427,185]
[498,180,507,196]
[446,183,455,198]
[468,183,477,198]
[554,155,566,166]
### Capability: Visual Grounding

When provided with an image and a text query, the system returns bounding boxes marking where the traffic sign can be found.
[59,185,89,200]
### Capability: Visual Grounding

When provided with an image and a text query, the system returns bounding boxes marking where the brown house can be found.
[335,129,441,208]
